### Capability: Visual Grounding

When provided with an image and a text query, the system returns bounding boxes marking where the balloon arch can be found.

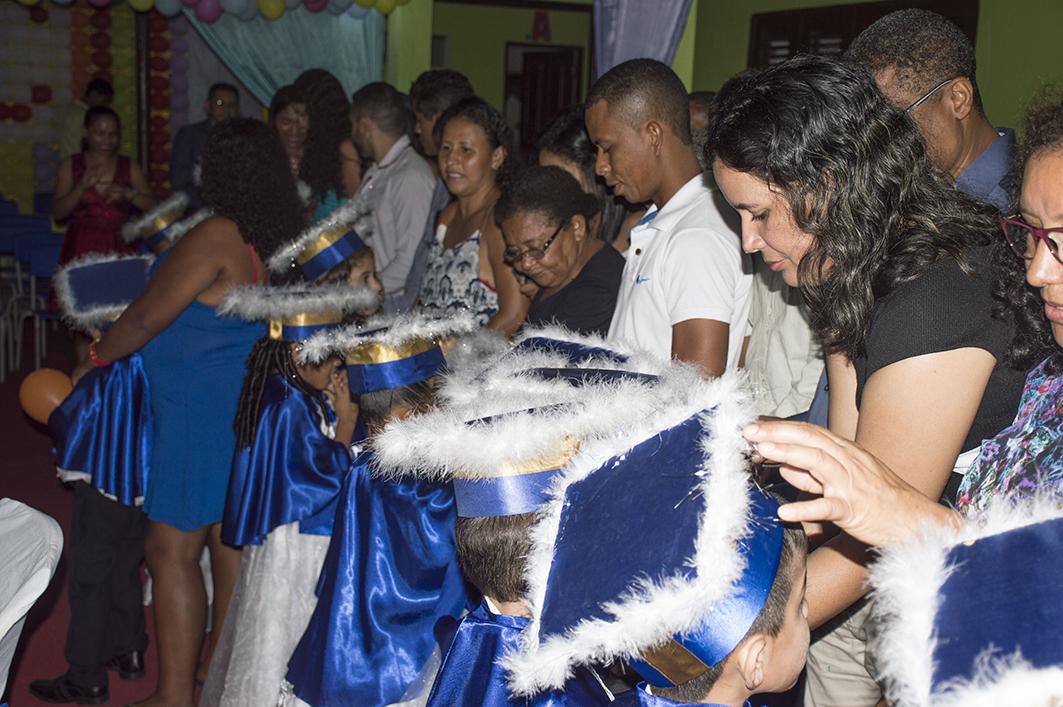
[15,0,407,24]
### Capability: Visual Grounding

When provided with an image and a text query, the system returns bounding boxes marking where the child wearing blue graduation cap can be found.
[198,283,378,707]
[280,313,479,707]
[268,197,383,302]
[372,357,696,707]
[504,372,811,707]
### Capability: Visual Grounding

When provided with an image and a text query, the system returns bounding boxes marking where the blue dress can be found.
[285,452,471,706]
[48,353,152,506]
[426,600,613,706]
[222,374,352,547]
[140,254,264,530]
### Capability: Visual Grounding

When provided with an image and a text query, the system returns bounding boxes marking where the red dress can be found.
[58,154,138,266]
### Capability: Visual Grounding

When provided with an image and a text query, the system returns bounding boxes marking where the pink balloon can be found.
[195,0,222,21]
[304,0,327,12]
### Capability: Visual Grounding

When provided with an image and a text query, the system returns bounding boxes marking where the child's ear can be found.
[733,633,770,692]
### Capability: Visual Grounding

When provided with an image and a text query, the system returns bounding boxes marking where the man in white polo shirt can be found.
[585,59,751,376]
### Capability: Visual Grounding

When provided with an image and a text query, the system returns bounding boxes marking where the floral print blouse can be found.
[956,357,1063,516]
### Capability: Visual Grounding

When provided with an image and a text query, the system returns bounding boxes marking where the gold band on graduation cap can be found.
[296,225,355,265]
[268,310,344,341]
[345,337,440,365]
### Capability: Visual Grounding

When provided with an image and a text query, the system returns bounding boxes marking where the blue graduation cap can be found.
[219,283,379,342]
[121,192,202,250]
[268,198,372,281]
[300,313,478,394]
[503,375,782,696]
[870,498,1063,707]
[53,252,154,332]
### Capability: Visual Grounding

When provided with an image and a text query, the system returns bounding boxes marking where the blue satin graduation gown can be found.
[426,601,613,707]
[286,453,471,706]
[612,683,752,706]
[222,374,352,547]
[47,354,152,506]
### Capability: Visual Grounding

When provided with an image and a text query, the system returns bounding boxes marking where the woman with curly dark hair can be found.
[742,87,1063,700]
[75,118,304,707]
[294,69,362,220]
[707,55,1028,704]
[418,97,528,334]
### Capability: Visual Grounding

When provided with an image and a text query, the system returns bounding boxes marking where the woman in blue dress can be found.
[76,118,306,707]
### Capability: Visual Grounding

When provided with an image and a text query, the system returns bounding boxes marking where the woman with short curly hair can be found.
[79,118,305,707]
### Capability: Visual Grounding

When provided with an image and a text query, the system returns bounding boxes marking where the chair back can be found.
[0,499,63,695]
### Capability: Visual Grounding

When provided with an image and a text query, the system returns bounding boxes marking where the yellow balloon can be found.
[375,0,394,13]
[396,0,410,5]
[129,0,154,11]
[258,0,284,19]
[353,0,375,7]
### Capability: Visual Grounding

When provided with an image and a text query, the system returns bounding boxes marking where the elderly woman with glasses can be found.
[708,55,1030,705]
[496,165,625,336]
[746,87,1063,547]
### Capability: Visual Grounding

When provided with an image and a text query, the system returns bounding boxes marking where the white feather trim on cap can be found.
[267,195,373,274]
[218,283,381,321]
[502,371,758,696]
[370,365,697,483]
[298,312,479,364]
[121,192,189,243]
[52,252,155,331]
[439,325,668,406]
[162,208,212,243]
[869,495,1063,707]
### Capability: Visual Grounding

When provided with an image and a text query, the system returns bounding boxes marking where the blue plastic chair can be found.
[17,244,63,370]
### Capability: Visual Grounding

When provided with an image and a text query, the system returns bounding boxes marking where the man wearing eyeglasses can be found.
[846,9,1014,212]
[170,82,242,209]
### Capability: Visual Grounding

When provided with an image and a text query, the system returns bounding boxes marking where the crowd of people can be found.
[30,7,1063,707]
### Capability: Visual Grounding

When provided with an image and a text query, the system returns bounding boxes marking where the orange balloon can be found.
[19,368,73,425]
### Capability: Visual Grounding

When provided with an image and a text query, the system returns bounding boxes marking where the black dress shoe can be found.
[28,675,108,705]
[106,649,146,680]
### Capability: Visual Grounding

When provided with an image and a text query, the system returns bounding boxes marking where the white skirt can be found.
[200,523,330,707]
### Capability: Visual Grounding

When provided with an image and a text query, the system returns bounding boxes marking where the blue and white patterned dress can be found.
[417,224,499,326]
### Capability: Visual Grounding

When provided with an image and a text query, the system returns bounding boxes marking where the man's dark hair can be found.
[586,59,692,145]
[845,9,982,112]
[84,79,113,100]
[409,69,474,119]
[208,82,240,102]
[351,81,410,137]
[657,521,807,702]
[455,512,538,602]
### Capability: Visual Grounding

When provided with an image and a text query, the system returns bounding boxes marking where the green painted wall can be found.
[690,0,1063,132]
[385,0,434,93]
[431,1,593,110]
